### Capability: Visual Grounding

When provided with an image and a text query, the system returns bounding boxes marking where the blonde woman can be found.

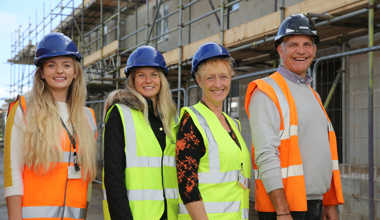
[176,43,251,220]
[102,45,178,220]
[4,32,97,220]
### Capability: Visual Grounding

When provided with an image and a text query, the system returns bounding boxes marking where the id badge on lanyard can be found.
[68,165,82,179]
[60,118,81,179]
[238,163,248,190]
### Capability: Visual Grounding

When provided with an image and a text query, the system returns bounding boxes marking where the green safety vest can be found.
[102,104,179,220]
[178,102,251,220]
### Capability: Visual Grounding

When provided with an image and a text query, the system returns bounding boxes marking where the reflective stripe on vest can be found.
[179,202,249,219]
[23,206,86,219]
[189,106,220,170]
[179,201,241,214]
[329,119,339,172]
[232,118,240,131]
[332,159,339,171]
[263,77,295,140]
[254,164,304,180]
[198,170,242,184]
[243,208,248,219]
[189,106,249,188]
[85,109,97,130]
[118,104,175,170]
[128,188,178,200]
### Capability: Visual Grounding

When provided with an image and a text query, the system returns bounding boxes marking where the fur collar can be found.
[104,88,144,112]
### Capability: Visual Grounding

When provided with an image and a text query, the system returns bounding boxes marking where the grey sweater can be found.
[249,66,332,200]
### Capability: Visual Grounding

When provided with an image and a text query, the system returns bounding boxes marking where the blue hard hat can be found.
[125,45,168,77]
[274,14,319,47]
[34,32,81,66]
[191,42,230,79]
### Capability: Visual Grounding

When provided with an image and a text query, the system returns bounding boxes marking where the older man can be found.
[245,14,344,220]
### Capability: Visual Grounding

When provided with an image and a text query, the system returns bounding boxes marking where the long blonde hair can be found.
[127,70,177,138]
[24,59,97,180]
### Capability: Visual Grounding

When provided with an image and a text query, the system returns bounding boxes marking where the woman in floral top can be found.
[176,43,251,220]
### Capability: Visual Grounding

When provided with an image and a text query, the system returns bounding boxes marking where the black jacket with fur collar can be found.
[103,88,167,220]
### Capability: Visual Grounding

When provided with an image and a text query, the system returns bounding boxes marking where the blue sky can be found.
[0,0,80,108]
[0,0,43,107]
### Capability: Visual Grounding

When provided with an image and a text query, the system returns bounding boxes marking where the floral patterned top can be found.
[176,111,240,204]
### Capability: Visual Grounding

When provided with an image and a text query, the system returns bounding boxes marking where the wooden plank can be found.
[162,0,367,67]
[120,68,126,79]
[224,0,366,48]
[224,12,281,48]
[84,40,118,66]
[286,0,366,15]
[163,48,179,66]
[84,0,129,8]
[183,35,220,63]
[327,0,368,14]
[82,0,367,68]
[103,41,118,58]
[164,35,220,66]
[84,50,101,67]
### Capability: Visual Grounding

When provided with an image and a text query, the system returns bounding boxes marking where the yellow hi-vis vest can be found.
[244,72,344,212]
[102,104,179,220]
[178,102,251,220]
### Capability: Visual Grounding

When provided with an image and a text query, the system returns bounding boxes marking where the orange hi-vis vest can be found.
[5,95,97,220]
[244,72,344,212]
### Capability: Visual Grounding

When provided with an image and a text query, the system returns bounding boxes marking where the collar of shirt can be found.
[277,65,313,85]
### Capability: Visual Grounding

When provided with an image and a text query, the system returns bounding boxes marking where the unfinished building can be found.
[7,0,380,219]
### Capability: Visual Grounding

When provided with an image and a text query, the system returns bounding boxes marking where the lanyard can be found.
[60,118,80,171]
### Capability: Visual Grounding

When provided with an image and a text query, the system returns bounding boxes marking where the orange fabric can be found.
[88,108,98,138]
[22,135,89,215]
[245,79,284,130]
[244,72,343,212]
[7,102,15,117]
[310,89,344,205]
[12,96,96,220]
[4,98,20,187]
[5,96,28,187]
[7,95,26,117]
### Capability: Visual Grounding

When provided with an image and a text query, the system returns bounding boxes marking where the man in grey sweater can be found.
[245,14,344,220]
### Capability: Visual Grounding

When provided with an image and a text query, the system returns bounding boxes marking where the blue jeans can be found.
[257,200,322,220]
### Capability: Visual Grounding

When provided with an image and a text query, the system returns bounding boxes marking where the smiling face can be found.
[41,56,77,101]
[133,67,161,101]
[277,35,317,77]
[196,59,232,108]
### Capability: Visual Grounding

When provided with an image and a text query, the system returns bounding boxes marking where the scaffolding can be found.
[8,0,379,97]
[6,0,380,219]
[8,0,379,98]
